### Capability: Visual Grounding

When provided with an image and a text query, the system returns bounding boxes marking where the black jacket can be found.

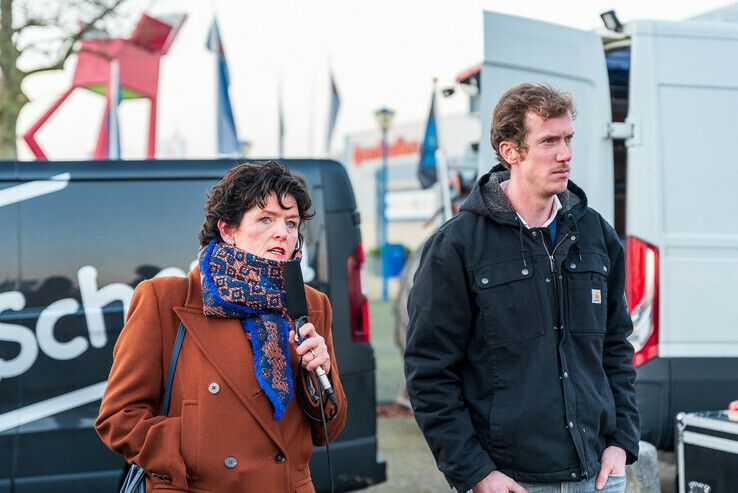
[404,169,639,492]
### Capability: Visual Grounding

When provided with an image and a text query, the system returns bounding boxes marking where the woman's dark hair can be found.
[199,161,315,248]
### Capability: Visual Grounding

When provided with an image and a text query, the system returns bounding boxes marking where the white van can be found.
[478,12,738,449]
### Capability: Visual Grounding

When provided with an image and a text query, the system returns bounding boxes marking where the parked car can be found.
[0,158,386,492]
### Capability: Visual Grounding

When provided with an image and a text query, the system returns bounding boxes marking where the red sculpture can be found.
[23,13,186,160]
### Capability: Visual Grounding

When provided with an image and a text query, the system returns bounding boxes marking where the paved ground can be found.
[360,298,678,493]
[359,299,449,492]
[369,299,405,404]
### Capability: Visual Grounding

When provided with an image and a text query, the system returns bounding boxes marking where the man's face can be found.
[510,111,573,199]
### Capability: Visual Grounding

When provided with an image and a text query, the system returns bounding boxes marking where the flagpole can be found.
[432,79,452,222]
[326,60,331,155]
[308,73,315,157]
[435,150,452,223]
[108,58,121,159]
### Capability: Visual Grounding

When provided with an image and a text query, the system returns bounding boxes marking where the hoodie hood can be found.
[460,165,587,226]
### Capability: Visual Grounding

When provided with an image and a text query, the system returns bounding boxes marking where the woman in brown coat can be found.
[96,161,347,492]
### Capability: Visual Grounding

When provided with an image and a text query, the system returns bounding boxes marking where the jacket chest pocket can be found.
[474,261,544,348]
[563,254,609,333]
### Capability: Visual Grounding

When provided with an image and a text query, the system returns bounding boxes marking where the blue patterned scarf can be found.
[199,239,300,420]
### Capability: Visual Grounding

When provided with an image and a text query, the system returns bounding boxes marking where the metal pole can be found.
[436,148,453,222]
[380,127,389,300]
[432,83,453,222]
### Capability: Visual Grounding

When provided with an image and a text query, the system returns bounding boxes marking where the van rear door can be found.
[479,12,614,222]
[626,20,738,358]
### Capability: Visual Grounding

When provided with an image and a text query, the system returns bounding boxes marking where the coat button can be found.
[570,263,577,269]
[532,231,538,237]
[545,278,551,283]
[569,421,574,428]
[570,235,576,241]
[274,452,286,464]
[481,277,489,285]
[224,456,237,468]
[603,266,608,272]
[521,269,529,276]
[208,382,220,394]
[571,472,577,479]
[563,371,569,379]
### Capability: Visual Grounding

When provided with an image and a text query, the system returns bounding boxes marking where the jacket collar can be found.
[184,265,205,311]
[460,165,587,226]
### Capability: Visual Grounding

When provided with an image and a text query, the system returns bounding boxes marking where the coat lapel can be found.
[174,267,286,451]
[173,306,285,450]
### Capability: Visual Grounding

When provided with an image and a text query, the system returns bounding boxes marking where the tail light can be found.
[626,236,659,367]
[347,242,370,343]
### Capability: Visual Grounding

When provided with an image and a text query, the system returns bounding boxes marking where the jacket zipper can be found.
[540,233,567,327]
[541,229,589,478]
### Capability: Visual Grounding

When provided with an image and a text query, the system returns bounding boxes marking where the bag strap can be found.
[160,277,189,416]
[160,323,186,416]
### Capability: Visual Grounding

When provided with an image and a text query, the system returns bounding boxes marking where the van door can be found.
[479,12,614,222]
[626,20,738,358]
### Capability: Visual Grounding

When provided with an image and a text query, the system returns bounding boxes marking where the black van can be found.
[0,159,385,492]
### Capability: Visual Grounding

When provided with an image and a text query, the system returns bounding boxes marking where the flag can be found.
[418,87,439,189]
[108,59,121,159]
[326,70,340,152]
[278,82,285,158]
[206,19,240,156]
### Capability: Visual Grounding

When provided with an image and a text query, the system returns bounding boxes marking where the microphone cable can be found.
[296,357,337,493]
[283,261,337,492]
[317,375,334,493]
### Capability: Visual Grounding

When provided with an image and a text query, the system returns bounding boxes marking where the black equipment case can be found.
[676,411,738,493]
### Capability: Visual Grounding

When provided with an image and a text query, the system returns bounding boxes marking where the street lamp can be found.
[374,106,395,301]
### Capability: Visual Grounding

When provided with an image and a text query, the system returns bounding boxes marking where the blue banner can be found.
[418,88,438,189]
[207,19,240,156]
[326,71,340,152]
[278,84,284,158]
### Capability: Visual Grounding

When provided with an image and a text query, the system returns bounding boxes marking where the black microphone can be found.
[283,261,337,406]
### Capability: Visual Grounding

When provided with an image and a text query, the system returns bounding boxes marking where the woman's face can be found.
[218,193,300,261]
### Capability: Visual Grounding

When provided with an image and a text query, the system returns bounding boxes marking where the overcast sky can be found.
[16,0,736,160]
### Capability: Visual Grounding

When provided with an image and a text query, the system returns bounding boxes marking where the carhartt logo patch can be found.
[592,289,602,304]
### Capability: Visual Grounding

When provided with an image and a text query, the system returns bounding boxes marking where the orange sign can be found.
[353,137,419,165]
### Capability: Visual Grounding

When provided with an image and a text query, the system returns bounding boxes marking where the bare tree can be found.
[0,0,139,158]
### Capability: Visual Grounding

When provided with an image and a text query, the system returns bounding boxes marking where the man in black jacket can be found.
[404,84,639,493]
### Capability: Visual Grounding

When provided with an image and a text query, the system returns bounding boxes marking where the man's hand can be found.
[472,471,528,493]
[595,445,626,490]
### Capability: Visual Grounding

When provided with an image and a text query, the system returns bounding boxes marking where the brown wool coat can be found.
[95,266,347,492]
